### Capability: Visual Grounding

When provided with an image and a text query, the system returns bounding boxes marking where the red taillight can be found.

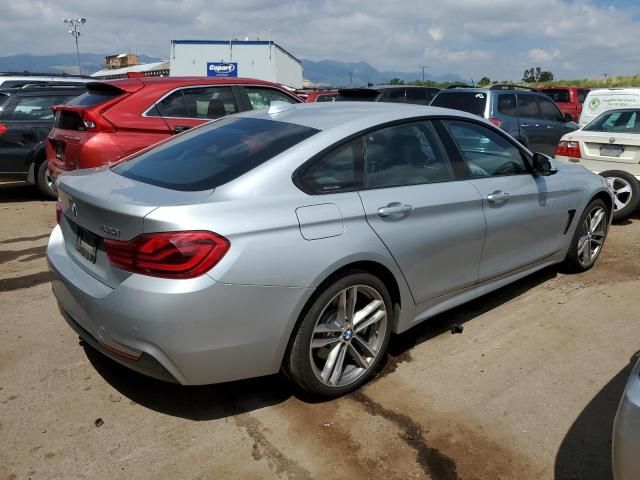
[555,140,581,158]
[104,231,230,279]
[55,200,63,224]
[0,124,7,136]
[488,118,502,127]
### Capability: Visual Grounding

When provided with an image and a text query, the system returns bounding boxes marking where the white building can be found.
[170,40,303,89]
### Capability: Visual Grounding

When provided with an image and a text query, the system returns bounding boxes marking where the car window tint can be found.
[516,95,538,117]
[497,94,517,116]
[298,139,363,193]
[68,89,121,107]
[431,92,487,116]
[578,90,589,103]
[0,94,75,120]
[244,87,297,110]
[446,120,528,177]
[384,89,407,103]
[405,88,430,105]
[542,89,570,103]
[113,117,318,191]
[584,110,640,133]
[316,94,336,102]
[365,121,454,189]
[537,96,562,121]
[154,90,189,118]
[182,86,238,119]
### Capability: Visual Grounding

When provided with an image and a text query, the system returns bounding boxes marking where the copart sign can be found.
[207,62,238,77]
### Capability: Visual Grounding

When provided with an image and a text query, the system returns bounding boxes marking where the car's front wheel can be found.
[286,272,392,397]
[600,170,640,222]
[563,198,609,272]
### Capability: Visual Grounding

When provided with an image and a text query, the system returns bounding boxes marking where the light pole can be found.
[63,18,86,74]
[418,66,429,82]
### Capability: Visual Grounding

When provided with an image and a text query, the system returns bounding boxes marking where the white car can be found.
[555,107,640,221]
[579,88,640,127]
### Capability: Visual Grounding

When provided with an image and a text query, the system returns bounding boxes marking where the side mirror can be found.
[562,113,573,122]
[532,152,558,176]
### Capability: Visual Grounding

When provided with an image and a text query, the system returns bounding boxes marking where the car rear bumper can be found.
[613,357,640,480]
[47,225,314,385]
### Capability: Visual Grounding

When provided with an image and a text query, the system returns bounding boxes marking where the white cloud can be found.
[0,0,640,80]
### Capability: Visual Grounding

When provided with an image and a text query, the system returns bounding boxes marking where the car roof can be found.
[236,101,484,131]
[93,76,289,91]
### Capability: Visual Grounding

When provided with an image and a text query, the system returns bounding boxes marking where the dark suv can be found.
[0,84,86,197]
[430,85,578,155]
[336,85,439,105]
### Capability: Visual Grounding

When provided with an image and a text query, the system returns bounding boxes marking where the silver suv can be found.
[431,85,579,156]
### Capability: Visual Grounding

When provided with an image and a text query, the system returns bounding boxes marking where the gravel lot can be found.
[1,180,639,480]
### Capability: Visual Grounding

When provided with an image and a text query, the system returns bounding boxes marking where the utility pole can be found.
[349,71,353,87]
[63,18,86,74]
[418,66,429,82]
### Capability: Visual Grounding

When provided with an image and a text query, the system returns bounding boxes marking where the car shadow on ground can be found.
[85,265,560,420]
[554,351,640,480]
[0,181,51,202]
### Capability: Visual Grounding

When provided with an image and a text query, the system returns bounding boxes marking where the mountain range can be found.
[0,53,462,86]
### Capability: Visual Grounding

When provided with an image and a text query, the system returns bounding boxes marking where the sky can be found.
[1,0,640,80]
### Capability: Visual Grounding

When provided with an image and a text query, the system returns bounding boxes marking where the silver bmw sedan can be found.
[47,102,613,397]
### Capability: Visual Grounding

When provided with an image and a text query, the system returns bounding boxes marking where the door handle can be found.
[172,125,191,134]
[546,125,554,129]
[377,202,413,218]
[520,123,529,127]
[487,191,510,203]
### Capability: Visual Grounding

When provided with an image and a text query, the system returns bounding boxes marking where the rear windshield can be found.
[67,87,123,107]
[113,117,319,191]
[583,109,640,133]
[335,90,380,102]
[431,92,487,116]
[541,89,570,103]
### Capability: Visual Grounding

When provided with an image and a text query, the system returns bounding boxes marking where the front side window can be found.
[584,110,640,133]
[297,139,363,193]
[0,95,76,120]
[537,96,562,121]
[446,120,528,177]
[113,117,318,191]
[516,94,538,118]
[365,121,454,189]
[244,87,297,110]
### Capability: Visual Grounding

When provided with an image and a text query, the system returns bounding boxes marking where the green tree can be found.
[523,67,555,83]
[477,76,491,86]
[538,71,554,82]
[389,78,405,85]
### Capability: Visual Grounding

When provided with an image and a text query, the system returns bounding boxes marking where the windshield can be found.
[113,117,319,191]
[431,92,487,116]
[583,109,640,133]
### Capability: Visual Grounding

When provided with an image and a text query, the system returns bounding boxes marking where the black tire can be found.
[286,271,393,397]
[36,160,57,199]
[563,198,609,273]
[600,170,640,223]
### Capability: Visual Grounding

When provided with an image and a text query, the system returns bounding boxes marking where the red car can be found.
[47,77,302,178]
[304,89,338,103]
[540,86,590,123]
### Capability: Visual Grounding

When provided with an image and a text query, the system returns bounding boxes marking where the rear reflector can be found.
[104,231,230,279]
[0,124,7,136]
[555,140,581,158]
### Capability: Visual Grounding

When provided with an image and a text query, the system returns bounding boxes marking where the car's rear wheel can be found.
[563,198,608,272]
[600,170,640,222]
[36,160,57,199]
[286,272,392,397]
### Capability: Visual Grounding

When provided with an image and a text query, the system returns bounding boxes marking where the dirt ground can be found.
[1,180,639,480]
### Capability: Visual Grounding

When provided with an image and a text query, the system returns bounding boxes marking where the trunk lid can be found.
[57,168,214,287]
[568,130,640,166]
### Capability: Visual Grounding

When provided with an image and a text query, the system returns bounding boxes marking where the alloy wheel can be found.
[605,176,632,212]
[309,284,387,388]
[577,206,607,268]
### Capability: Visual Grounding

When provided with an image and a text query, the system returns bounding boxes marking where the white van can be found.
[579,88,640,127]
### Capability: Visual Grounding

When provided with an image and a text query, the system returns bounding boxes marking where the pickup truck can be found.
[540,86,590,123]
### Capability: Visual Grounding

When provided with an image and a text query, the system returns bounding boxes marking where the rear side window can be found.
[497,94,517,116]
[0,94,76,120]
[316,94,336,102]
[297,139,364,193]
[113,117,318,191]
[383,89,407,103]
[68,88,121,107]
[516,95,538,117]
[182,87,238,119]
[244,87,298,110]
[542,89,570,103]
[153,90,189,118]
[431,92,487,116]
[335,90,380,102]
[405,88,430,105]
